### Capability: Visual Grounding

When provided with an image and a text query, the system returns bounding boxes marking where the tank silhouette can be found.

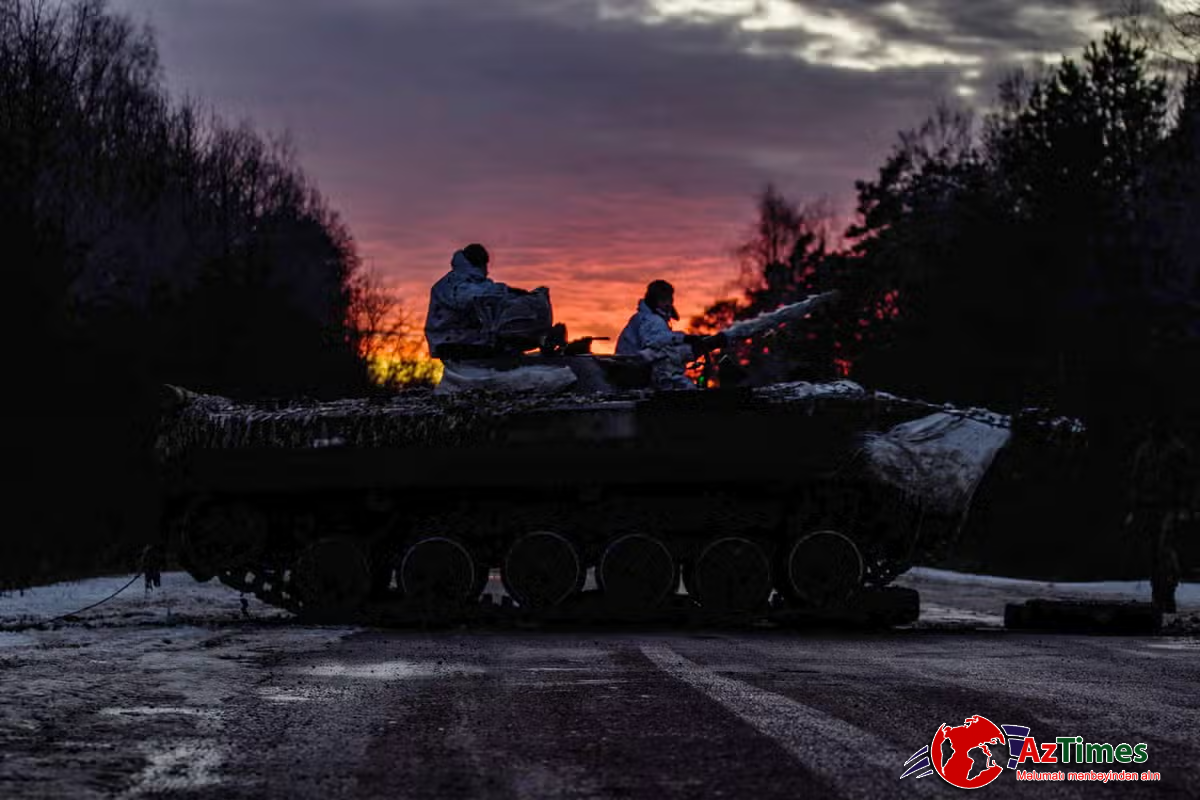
[153,365,1084,625]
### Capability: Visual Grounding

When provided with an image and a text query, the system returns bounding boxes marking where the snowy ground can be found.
[3,567,1198,635]
[0,575,347,798]
[0,572,290,633]
[894,567,1200,630]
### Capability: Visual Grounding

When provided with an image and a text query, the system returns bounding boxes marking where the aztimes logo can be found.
[900,715,1159,790]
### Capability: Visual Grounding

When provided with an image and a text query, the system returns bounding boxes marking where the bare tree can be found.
[350,268,417,358]
[348,267,439,387]
[1115,0,1200,67]
[1167,0,1200,48]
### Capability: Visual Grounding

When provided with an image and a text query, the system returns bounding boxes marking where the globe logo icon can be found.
[929,715,1009,789]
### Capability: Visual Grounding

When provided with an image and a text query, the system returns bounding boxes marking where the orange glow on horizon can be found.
[352,204,858,359]
[371,250,743,357]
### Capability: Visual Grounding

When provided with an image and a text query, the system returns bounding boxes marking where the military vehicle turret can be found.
[153,369,1084,625]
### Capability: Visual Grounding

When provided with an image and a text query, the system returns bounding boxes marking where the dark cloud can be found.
[110,0,1130,341]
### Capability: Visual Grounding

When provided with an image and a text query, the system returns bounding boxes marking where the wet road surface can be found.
[2,572,1198,799]
[214,628,1200,799]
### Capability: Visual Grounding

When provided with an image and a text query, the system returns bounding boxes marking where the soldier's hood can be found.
[450,250,486,278]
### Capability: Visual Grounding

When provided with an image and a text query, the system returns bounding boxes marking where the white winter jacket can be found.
[425,251,520,355]
[616,299,685,355]
[616,300,695,390]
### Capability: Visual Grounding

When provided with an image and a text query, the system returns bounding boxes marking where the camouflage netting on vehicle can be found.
[156,381,1084,522]
[155,380,909,462]
[157,379,1081,444]
[154,383,655,461]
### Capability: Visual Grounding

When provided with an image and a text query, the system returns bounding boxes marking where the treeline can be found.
[700,31,1198,417]
[4,0,374,585]
[696,31,1200,577]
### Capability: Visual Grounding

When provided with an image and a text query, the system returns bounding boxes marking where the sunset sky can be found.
[111,0,1126,352]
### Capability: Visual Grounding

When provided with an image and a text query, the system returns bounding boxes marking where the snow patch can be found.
[899,567,1200,630]
[1145,638,1200,651]
[756,379,868,403]
[919,604,1006,628]
[126,740,225,795]
[259,692,311,703]
[0,631,37,648]
[258,683,355,703]
[906,567,1200,606]
[100,706,223,731]
[0,571,285,628]
[302,660,486,680]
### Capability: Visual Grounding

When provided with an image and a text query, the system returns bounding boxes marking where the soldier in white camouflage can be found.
[616,280,725,390]
[425,244,560,360]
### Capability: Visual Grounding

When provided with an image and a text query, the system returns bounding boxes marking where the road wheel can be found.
[597,533,676,611]
[399,536,481,610]
[779,530,863,609]
[691,537,772,614]
[502,531,583,609]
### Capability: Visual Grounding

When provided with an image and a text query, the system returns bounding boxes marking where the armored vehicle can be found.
[153,368,1084,625]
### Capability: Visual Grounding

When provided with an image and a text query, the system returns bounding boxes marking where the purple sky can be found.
[110,0,1130,348]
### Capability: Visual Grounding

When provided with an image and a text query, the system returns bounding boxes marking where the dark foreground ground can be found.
[1,572,1197,799]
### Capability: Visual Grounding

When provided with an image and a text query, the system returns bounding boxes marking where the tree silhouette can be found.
[1,0,409,586]
[846,103,1018,404]
[691,186,854,384]
[847,32,1171,416]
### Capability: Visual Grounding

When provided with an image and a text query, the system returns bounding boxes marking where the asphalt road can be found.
[2,574,1199,799]
[218,628,1200,799]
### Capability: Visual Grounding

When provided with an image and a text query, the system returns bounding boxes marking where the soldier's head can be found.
[462,243,490,273]
[644,279,678,320]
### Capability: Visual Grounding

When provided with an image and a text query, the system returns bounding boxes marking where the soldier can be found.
[1128,415,1195,613]
[425,244,562,360]
[616,280,725,390]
